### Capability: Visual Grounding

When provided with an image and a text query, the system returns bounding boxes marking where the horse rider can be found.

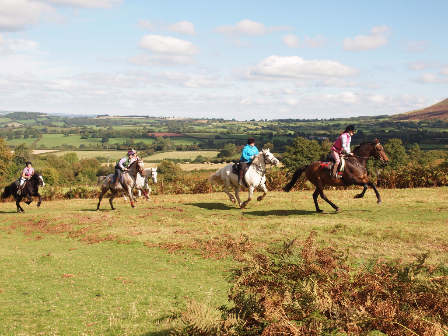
[238,137,259,185]
[18,161,34,195]
[331,125,355,178]
[113,149,137,189]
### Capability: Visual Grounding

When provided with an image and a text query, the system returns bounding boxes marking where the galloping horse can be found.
[283,139,389,212]
[1,172,45,213]
[210,148,280,209]
[96,167,157,202]
[97,158,145,210]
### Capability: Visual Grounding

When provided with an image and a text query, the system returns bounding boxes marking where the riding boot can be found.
[17,185,22,195]
[331,164,338,179]
[238,168,244,185]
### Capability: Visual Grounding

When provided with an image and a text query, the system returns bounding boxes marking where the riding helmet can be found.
[345,125,355,132]
[127,150,136,156]
[247,137,255,144]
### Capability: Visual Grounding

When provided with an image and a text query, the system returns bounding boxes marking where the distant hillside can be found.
[394,98,448,120]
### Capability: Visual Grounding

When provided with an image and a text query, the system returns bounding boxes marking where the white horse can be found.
[209,148,280,209]
[97,158,145,210]
[96,167,157,202]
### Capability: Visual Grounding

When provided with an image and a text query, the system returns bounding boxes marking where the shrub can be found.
[175,232,448,335]
[157,159,183,182]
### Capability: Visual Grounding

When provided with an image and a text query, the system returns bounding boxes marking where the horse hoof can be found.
[96,209,100,211]
[317,209,324,213]
[257,196,263,201]
[354,194,361,199]
[231,199,236,204]
[377,201,382,205]
[335,208,341,212]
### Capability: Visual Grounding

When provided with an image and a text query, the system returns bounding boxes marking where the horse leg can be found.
[313,189,323,213]
[354,186,368,199]
[368,181,382,205]
[223,178,236,204]
[109,190,118,210]
[257,183,268,202]
[234,186,243,207]
[16,196,24,213]
[314,180,340,212]
[25,194,32,205]
[36,193,42,207]
[352,179,382,205]
[97,189,107,210]
[126,186,135,208]
[240,186,254,209]
[142,189,150,201]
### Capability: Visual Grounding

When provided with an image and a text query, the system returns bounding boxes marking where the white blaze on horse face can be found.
[39,176,45,186]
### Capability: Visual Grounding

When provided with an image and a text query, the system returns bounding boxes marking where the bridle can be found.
[253,151,278,176]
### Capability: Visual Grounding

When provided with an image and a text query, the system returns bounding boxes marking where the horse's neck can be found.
[352,145,372,165]
[251,153,265,169]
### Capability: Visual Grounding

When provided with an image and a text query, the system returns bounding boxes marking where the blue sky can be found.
[0,0,447,119]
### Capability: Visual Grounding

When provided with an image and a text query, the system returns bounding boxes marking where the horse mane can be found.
[251,152,263,165]
[353,141,373,153]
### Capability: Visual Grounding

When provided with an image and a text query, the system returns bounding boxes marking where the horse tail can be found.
[283,165,309,192]
[1,186,12,199]
[209,168,223,183]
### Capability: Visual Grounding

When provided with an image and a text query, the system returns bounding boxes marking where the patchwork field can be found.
[1,188,448,335]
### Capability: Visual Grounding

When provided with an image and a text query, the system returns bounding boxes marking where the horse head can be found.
[371,139,389,165]
[261,148,280,166]
[34,172,45,187]
[149,167,157,183]
[138,159,145,176]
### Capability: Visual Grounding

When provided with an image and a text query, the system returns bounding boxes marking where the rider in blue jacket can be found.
[238,137,259,185]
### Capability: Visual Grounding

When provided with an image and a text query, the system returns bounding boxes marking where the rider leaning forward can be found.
[238,137,259,185]
[18,161,34,195]
[331,125,355,178]
[113,149,137,189]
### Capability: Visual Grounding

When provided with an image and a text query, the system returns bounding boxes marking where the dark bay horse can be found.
[1,172,45,213]
[283,139,389,212]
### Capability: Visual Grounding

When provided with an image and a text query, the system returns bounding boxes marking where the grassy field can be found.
[1,188,448,335]
[142,151,219,161]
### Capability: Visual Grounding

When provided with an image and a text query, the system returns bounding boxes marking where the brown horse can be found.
[283,139,389,212]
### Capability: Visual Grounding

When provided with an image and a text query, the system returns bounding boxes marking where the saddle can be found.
[232,162,251,187]
[320,154,345,179]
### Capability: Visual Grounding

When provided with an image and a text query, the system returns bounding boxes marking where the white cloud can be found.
[128,53,197,66]
[8,38,39,52]
[259,87,299,96]
[282,34,328,49]
[402,39,432,52]
[0,0,54,31]
[138,34,200,55]
[214,19,291,36]
[137,18,155,29]
[343,24,391,51]
[166,21,197,35]
[411,72,448,84]
[47,79,78,91]
[282,34,299,48]
[439,68,448,76]
[305,35,328,49]
[41,0,122,8]
[239,55,359,81]
[407,61,431,70]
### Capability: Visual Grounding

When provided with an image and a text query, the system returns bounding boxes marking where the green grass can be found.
[143,151,219,161]
[1,188,448,334]
[54,150,124,161]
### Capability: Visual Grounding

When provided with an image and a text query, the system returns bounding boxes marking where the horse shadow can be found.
[185,202,237,211]
[244,209,320,216]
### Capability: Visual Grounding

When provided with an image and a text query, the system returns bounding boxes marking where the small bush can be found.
[175,232,448,335]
